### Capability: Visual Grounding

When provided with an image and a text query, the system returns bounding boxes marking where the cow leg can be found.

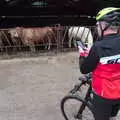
[30,46,36,52]
[68,37,73,48]
[47,44,50,50]
[45,41,51,50]
[12,39,17,52]
[45,35,51,50]
[45,44,47,50]
[68,37,71,48]
[47,36,51,50]
[44,38,48,50]
[29,44,36,52]
[73,39,77,48]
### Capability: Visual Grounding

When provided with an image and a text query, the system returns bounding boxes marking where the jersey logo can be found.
[100,54,120,64]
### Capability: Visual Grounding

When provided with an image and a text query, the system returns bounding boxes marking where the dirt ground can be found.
[0,52,119,120]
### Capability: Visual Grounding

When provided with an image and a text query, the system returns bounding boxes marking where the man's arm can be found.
[80,44,100,74]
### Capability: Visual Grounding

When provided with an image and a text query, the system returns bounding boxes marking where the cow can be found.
[68,26,94,49]
[8,27,56,52]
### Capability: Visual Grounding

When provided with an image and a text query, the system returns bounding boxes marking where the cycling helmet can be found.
[96,7,120,25]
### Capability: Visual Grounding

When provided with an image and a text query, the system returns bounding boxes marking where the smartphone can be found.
[76,41,87,50]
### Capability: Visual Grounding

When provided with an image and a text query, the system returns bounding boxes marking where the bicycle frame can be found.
[68,76,94,119]
[76,86,92,118]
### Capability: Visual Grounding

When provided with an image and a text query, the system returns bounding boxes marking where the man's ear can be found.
[102,21,109,29]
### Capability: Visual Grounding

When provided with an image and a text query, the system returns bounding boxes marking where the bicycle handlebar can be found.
[78,73,91,84]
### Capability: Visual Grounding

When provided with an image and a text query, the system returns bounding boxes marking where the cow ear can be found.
[16,27,20,30]
[16,27,22,33]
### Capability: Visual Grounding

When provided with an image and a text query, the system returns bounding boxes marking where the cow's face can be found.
[8,27,22,39]
[8,29,19,39]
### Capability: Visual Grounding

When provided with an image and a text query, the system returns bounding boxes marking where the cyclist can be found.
[79,7,120,120]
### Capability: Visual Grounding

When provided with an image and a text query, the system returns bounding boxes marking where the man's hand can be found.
[78,46,90,57]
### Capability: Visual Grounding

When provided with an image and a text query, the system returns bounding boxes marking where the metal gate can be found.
[0,25,97,57]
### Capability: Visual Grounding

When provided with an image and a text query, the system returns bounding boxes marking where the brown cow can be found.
[8,27,56,52]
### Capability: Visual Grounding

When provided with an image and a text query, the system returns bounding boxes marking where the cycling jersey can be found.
[80,34,120,99]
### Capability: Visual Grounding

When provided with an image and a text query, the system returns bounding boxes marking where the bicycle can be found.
[60,73,95,120]
[60,40,120,120]
[60,73,120,120]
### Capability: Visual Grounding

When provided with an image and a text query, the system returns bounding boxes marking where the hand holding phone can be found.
[77,41,90,57]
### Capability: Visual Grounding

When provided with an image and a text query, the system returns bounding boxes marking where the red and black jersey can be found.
[80,34,120,99]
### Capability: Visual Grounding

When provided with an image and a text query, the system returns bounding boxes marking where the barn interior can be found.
[0,0,119,28]
[0,0,119,56]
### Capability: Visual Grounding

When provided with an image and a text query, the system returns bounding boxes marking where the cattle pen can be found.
[0,25,97,59]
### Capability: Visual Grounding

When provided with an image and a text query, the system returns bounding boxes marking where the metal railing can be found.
[0,25,97,59]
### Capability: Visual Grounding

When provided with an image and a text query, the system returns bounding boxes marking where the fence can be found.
[0,25,97,58]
